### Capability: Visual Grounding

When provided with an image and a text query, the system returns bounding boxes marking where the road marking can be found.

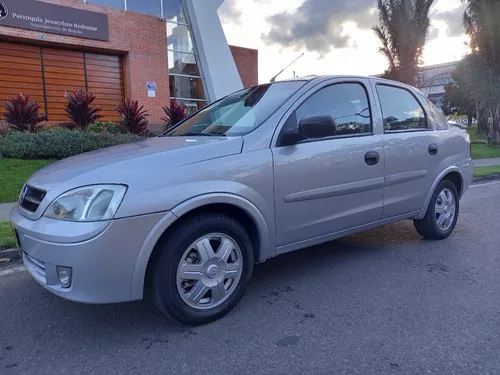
[471,180,500,188]
[0,266,26,277]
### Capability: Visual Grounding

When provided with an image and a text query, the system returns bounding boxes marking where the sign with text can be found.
[0,0,109,41]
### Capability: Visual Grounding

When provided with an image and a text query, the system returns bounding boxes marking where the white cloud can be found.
[261,0,377,54]
[220,0,465,82]
[432,4,466,37]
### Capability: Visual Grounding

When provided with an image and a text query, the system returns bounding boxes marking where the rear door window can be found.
[376,85,428,132]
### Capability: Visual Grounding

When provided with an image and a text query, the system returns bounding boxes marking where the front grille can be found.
[24,252,47,284]
[19,185,46,213]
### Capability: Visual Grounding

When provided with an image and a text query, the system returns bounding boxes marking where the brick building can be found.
[0,0,258,124]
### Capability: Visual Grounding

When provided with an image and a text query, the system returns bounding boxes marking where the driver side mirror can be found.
[298,115,337,139]
[278,114,337,147]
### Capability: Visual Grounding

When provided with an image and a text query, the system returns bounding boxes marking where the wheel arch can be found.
[131,193,274,300]
[415,167,464,220]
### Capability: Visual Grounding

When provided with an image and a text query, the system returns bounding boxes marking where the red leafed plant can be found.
[115,99,149,136]
[64,89,103,132]
[162,99,187,129]
[2,93,47,133]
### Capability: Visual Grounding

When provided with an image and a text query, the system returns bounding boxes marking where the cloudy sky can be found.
[218,0,468,83]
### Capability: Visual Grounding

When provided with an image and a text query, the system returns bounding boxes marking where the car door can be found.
[372,82,444,219]
[272,79,385,249]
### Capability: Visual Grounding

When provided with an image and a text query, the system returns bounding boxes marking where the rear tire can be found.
[152,213,254,325]
[413,179,459,240]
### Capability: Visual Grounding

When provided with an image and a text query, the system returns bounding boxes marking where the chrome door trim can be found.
[284,177,385,203]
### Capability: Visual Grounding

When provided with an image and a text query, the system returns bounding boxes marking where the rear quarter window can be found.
[426,97,450,130]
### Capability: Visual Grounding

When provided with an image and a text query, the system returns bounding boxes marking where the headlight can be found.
[44,185,127,222]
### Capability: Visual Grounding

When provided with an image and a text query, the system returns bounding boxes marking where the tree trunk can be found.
[493,106,500,144]
[467,113,473,127]
[478,108,488,135]
[487,108,494,142]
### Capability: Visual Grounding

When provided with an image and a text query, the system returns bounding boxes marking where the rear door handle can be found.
[364,151,380,166]
[429,144,439,155]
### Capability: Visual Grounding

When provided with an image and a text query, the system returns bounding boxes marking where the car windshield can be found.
[162,81,306,137]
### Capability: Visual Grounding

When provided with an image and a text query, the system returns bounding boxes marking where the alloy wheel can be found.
[176,233,243,310]
[434,188,456,232]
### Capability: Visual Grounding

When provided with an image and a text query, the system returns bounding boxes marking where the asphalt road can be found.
[1,181,500,375]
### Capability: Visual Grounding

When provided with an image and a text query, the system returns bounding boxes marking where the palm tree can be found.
[462,0,500,143]
[373,0,434,85]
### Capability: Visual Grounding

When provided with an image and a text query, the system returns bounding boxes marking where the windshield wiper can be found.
[183,132,227,137]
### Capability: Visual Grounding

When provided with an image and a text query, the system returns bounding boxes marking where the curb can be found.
[472,173,500,184]
[0,248,20,260]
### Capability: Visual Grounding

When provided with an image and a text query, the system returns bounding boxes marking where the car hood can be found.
[27,136,243,191]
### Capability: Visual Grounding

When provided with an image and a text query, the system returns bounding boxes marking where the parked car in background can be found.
[11,76,473,325]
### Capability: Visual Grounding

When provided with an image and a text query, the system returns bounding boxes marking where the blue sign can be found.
[146,82,157,90]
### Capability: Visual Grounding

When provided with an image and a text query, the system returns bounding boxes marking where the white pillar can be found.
[184,0,244,101]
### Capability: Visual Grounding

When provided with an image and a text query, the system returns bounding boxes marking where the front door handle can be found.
[365,151,380,166]
[429,144,439,155]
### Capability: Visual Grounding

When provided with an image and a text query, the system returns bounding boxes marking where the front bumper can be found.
[10,205,165,304]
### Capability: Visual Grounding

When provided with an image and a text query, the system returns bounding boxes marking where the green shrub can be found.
[38,124,63,132]
[0,130,144,160]
[0,127,13,136]
[148,130,162,137]
[88,121,125,134]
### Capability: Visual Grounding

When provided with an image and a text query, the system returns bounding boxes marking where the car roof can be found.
[274,75,418,91]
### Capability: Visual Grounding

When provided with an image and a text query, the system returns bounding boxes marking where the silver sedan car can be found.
[11,76,474,325]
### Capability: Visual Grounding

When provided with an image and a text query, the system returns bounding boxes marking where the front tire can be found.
[414,179,459,240]
[152,213,254,325]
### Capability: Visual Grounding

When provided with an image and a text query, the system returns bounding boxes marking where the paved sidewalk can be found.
[473,158,500,167]
[0,202,15,221]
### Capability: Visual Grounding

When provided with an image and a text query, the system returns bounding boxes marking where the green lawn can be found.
[471,143,500,160]
[0,159,53,204]
[474,165,500,178]
[0,222,16,250]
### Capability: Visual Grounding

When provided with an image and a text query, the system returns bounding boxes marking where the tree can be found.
[441,59,476,127]
[462,0,500,143]
[373,0,434,85]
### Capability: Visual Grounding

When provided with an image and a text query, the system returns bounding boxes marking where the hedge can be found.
[0,130,145,160]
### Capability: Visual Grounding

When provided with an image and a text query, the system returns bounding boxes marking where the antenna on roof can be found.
[270,53,305,83]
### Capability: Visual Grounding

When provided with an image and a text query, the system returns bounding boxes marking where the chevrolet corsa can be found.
[11,76,473,325]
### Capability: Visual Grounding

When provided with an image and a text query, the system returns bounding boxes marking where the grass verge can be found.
[0,222,16,250]
[474,165,500,178]
[0,159,53,203]
[471,143,500,160]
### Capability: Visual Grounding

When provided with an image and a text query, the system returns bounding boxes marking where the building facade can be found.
[0,0,258,124]
[416,61,458,110]
[373,61,459,110]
